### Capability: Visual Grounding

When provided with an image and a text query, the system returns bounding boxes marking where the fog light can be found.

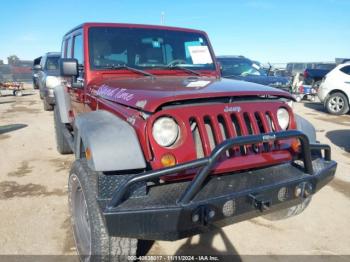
[222,200,236,217]
[160,153,176,167]
[277,187,288,202]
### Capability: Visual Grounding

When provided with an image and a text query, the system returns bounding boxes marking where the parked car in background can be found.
[271,68,290,78]
[32,56,42,89]
[303,63,336,87]
[217,56,291,91]
[287,63,312,76]
[318,63,350,115]
[286,62,336,77]
[33,52,60,111]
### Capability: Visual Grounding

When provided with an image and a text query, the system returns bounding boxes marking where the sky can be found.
[0,0,349,64]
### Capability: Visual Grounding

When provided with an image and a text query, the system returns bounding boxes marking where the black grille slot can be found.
[244,113,254,135]
[255,112,266,133]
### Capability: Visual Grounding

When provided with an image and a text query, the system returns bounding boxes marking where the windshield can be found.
[46,56,60,71]
[218,58,265,77]
[88,27,215,71]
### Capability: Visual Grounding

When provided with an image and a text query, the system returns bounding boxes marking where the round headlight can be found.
[152,117,179,147]
[45,76,61,88]
[277,108,290,130]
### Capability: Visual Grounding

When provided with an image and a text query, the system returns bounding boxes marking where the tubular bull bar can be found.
[102,130,336,240]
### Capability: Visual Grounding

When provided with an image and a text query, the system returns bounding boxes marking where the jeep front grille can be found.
[189,111,279,158]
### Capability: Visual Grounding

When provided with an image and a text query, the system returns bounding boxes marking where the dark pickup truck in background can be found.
[303,63,336,87]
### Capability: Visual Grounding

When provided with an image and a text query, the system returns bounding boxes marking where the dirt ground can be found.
[0,86,349,259]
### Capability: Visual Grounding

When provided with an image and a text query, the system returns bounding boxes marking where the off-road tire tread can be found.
[69,160,137,262]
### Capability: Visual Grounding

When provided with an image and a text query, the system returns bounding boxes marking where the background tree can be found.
[7,55,20,65]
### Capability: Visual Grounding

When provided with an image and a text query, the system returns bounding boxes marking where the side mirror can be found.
[60,58,78,77]
[33,64,42,71]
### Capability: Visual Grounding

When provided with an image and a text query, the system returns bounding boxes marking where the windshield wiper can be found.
[166,65,202,76]
[101,64,155,78]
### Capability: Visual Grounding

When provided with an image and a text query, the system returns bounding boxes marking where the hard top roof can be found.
[64,22,206,36]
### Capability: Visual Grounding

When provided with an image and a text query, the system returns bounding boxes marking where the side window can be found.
[340,66,350,75]
[66,37,73,58]
[73,34,83,65]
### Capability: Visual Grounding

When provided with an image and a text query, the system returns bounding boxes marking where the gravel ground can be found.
[0,88,349,260]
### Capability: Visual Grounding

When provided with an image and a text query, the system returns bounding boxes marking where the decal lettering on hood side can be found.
[96,84,135,102]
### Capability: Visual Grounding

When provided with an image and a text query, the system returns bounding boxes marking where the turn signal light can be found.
[85,147,92,160]
[160,153,176,167]
[291,139,301,153]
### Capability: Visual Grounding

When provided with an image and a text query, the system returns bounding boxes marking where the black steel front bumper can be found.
[98,130,336,240]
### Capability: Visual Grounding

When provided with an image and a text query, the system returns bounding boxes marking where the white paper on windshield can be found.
[186,80,211,88]
[188,46,213,64]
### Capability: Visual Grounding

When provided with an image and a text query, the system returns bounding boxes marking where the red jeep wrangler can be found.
[54,23,336,261]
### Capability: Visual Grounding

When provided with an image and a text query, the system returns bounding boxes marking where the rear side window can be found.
[340,66,350,75]
[73,34,84,65]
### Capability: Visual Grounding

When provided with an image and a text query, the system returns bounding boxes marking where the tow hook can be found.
[249,194,271,212]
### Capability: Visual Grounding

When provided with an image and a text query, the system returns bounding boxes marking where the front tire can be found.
[69,160,137,262]
[325,92,349,115]
[43,97,53,111]
[54,105,73,154]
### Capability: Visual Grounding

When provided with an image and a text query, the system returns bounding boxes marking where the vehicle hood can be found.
[224,75,290,87]
[89,76,293,112]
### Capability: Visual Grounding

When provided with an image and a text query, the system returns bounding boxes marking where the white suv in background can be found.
[318,63,350,115]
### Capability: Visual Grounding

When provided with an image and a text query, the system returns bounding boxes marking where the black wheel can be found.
[325,92,349,115]
[69,160,138,262]
[54,105,72,154]
[263,196,312,221]
[43,98,53,111]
